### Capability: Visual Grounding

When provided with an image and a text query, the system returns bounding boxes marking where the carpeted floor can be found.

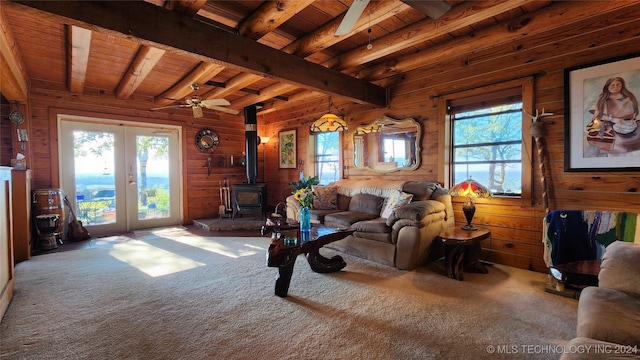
[1,227,578,359]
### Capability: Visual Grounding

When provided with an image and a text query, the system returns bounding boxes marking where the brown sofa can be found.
[560,241,640,359]
[286,179,455,270]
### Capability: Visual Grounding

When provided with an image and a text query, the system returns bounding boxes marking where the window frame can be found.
[439,78,534,205]
[311,131,343,185]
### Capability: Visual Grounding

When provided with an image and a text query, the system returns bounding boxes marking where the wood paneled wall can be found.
[260,7,640,273]
[2,81,250,224]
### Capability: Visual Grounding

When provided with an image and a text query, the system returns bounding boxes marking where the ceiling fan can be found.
[335,0,452,36]
[150,84,239,117]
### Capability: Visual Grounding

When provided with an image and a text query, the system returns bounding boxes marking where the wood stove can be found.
[231,104,267,220]
[232,183,266,219]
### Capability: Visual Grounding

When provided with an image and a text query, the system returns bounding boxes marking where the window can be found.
[447,83,532,198]
[315,132,341,185]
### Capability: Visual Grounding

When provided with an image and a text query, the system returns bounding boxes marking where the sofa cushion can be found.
[577,286,640,346]
[380,190,413,219]
[348,193,384,215]
[402,181,440,201]
[309,209,340,223]
[324,211,379,228]
[353,231,392,244]
[386,200,446,226]
[351,218,390,233]
[312,185,338,210]
[337,194,351,211]
[599,241,640,294]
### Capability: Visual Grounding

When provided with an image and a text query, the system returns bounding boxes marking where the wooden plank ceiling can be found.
[1,0,555,116]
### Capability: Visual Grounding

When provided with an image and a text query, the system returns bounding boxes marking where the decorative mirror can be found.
[353,115,421,172]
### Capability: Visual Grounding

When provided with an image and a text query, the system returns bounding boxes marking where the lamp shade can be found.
[449,179,491,230]
[310,113,348,133]
[449,179,492,199]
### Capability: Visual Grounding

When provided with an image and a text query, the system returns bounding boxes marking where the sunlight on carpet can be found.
[167,235,263,258]
[132,225,187,237]
[109,239,205,277]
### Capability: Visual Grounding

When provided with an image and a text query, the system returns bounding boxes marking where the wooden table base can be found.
[440,227,491,281]
[267,225,354,297]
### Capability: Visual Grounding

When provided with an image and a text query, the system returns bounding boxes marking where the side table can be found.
[440,227,491,281]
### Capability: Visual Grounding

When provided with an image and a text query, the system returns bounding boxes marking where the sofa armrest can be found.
[286,195,301,221]
[385,200,446,227]
[432,193,454,225]
[599,241,640,295]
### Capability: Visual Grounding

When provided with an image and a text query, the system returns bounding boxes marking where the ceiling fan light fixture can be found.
[192,105,204,118]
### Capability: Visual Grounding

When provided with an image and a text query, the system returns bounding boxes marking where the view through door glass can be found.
[73,130,117,226]
[59,118,181,235]
[134,134,171,221]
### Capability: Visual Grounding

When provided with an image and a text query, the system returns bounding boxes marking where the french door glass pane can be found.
[73,130,116,225]
[136,135,170,220]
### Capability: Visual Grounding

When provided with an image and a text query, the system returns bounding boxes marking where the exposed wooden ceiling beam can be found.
[357,0,631,81]
[201,0,404,107]
[232,83,298,109]
[202,73,263,100]
[238,0,315,40]
[154,62,225,105]
[164,0,207,17]
[282,0,409,58]
[326,0,529,71]
[12,1,388,108]
[66,25,92,94]
[0,7,28,102]
[115,46,166,100]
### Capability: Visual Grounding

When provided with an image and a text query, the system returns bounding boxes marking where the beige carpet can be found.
[1,229,578,359]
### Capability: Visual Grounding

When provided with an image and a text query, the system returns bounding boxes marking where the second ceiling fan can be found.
[150,84,239,118]
[335,0,452,36]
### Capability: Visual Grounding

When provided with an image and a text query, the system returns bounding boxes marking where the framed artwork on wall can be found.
[564,53,640,171]
[278,129,297,169]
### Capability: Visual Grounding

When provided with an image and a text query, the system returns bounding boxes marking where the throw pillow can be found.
[348,193,385,215]
[380,190,413,219]
[312,185,338,210]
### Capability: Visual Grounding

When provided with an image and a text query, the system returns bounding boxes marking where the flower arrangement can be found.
[290,171,319,209]
[293,187,314,209]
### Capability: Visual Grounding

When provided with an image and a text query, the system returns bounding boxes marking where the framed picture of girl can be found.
[565,53,640,171]
[278,129,296,169]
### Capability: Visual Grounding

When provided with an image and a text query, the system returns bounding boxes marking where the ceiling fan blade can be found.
[150,104,186,111]
[335,0,370,36]
[207,105,240,115]
[200,98,231,107]
[192,106,204,118]
[401,0,451,19]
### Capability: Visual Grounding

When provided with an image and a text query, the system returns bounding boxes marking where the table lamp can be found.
[449,179,492,230]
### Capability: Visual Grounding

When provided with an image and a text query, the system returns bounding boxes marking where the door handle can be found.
[128,166,136,185]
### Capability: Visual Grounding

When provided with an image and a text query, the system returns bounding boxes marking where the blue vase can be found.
[300,207,311,239]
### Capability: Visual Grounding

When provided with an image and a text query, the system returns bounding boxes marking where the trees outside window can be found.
[448,85,529,197]
[315,132,341,185]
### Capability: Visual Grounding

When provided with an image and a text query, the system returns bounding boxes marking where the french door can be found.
[59,116,181,235]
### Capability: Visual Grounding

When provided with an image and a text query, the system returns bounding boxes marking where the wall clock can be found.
[9,110,25,125]
[195,128,219,153]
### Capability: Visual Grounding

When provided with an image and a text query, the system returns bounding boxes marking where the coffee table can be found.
[266,224,354,297]
[440,227,491,281]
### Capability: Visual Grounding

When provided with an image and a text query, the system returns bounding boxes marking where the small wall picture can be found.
[565,53,640,171]
[278,129,296,169]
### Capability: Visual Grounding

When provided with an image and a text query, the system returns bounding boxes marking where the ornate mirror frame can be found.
[352,115,421,173]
